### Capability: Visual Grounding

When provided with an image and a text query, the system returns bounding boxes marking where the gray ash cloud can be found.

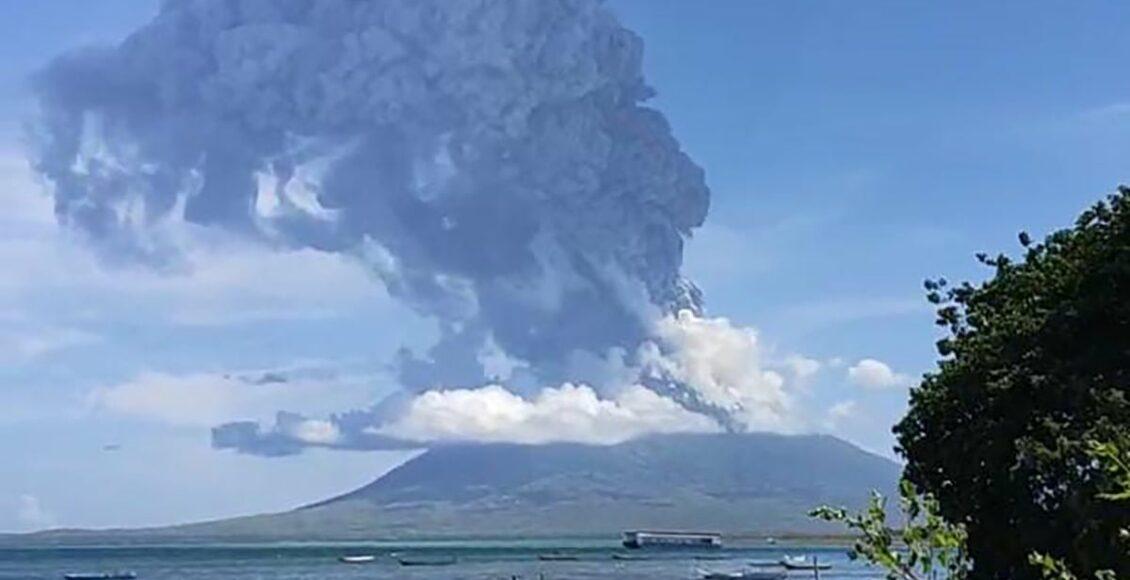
[31,0,720,454]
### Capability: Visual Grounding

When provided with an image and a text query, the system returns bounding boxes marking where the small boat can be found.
[611,552,647,561]
[747,559,781,567]
[537,552,579,561]
[780,555,832,570]
[397,555,457,566]
[63,574,137,580]
[338,555,376,564]
[699,570,786,580]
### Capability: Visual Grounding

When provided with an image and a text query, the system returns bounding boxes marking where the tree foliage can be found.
[810,479,970,580]
[894,188,1130,578]
[1030,436,1129,579]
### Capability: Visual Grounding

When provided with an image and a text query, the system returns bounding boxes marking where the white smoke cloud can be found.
[212,310,805,452]
[16,494,56,531]
[375,383,720,445]
[640,310,797,432]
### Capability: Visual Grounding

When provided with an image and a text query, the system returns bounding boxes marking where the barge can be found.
[621,530,723,549]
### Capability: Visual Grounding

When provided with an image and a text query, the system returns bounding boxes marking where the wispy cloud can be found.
[1076,101,1130,124]
[685,215,826,283]
[87,366,382,428]
[822,399,858,430]
[774,296,929,333]
[0,224,385,330]
[0,324,100,364]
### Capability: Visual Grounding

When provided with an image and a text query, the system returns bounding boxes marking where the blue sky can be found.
[2,1,1129,531]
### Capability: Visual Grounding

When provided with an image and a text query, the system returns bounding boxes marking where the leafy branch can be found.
[1030,437,1130,579]
[810,479,969,580]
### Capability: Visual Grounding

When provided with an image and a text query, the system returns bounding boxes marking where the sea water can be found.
[0,539,884,579]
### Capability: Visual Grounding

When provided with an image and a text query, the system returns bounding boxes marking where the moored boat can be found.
[699,569,786,580]
[537,552,579,561]
[780,555,832,570]
[397,555,457,566]
[63,573,137,580]
[338,555,376,564]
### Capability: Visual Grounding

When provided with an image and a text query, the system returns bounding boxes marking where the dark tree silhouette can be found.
[896,188,1130,579]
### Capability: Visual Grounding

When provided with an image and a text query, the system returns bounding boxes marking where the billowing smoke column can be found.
[31,0,790,452]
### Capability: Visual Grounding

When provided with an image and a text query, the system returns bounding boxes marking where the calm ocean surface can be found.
[0,539,886,579]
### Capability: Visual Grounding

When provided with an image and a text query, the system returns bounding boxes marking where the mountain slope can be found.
[322,432,896,508]
[10,433,899,543]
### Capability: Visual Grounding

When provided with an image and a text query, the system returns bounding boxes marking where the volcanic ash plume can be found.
[31,0,795,451]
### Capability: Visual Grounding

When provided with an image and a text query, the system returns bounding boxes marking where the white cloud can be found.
[16,494,56,531]
[783,354,821,381]
[88,369,377,428]
[375,383,721,445]
[642,310,796,432]
[847,358,911,390]
[289,418,341,445]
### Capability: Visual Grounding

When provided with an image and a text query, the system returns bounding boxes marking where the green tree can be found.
[810,479,970,580]
[894,188,1130,578]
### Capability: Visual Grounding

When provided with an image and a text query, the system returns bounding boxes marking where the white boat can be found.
[780,555,832,570]
[338,555,376,564]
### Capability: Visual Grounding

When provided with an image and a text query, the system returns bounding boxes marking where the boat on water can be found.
[397,555,457,566]
[537,552,579,561]
[63,573,137,580]
[780,555,832,570]
[622,529,722,549]
[611,552,647,561]
[699,569,786,580]
[338,555,376,564]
